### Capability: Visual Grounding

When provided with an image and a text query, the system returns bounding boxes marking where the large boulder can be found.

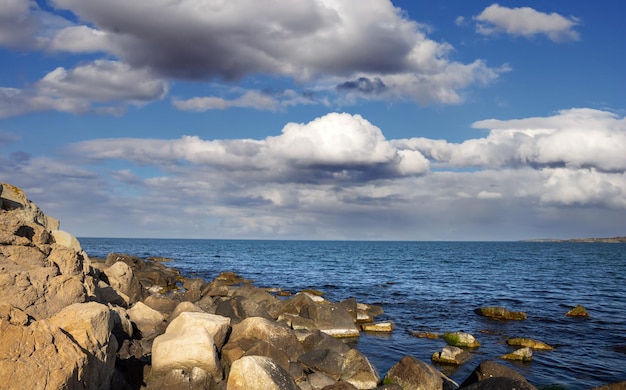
[300,301,360,338]
[340,348,380,389]
[228,317,304,362]
[0,314,87,389]
[103,261,143,305]
[382,355,443,390]
[48,302,118,389]
[126,301,166,337]
[227,355,299,390]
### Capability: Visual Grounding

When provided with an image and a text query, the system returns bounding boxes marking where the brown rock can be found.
[459,361,536,389]
[476,306,527,320]
[227,355,299,390]
[340,348,380,389]
[383,355,443,390]
[566,304,590,317]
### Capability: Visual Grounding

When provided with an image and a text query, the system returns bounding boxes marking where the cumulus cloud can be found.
[68,112,430,181]
[395,108,626,172]
[3,109,626,240]
[172,89,319,112]
[474,4,581,42]
[42,0,504,106]
[0,60,167,119]
[0,0,39,48]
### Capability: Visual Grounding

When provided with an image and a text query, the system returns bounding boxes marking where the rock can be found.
[459,361,536,389]
[299,348,345,380]
[307,372,337,389]
[151,318,225,381]
[48,302,117,389]
[475,306,527,320]
[432,346,472,365]
[0,182,59,231]
[382,355,443,390]
[300,302,360,338]
[215,271,245,285]
[143,294,180,313]
[443,331,480,348]
[506,337,554,350]
[566,304,590,317]
[0,319,87,389]
[360,321,394,333]
[50,229,82,252]
[408,330,441,339]
[167,300,205,322]
[167,311,231,348]
[109,305,134,340]
[228,317,304,362]
[126,301,165,337]
[322,381,359,390]
[227,355,299,390]
[302,329,351,355]
[103,261,143,305]
[501,347,533,362]
[216,295,273,324]
[340,348,380,389]
[591,381,626,390]
[0,303,30,326]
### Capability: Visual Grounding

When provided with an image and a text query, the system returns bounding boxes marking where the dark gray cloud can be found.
[337,77,387,95]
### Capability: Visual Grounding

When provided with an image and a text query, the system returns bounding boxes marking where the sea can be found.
[79,238,626,390]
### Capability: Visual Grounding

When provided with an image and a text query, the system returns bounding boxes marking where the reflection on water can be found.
[81,238,626,389]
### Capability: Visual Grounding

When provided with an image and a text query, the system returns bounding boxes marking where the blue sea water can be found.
[80,238,626,389]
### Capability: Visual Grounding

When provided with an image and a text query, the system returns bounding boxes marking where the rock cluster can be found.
[1,182,622,390]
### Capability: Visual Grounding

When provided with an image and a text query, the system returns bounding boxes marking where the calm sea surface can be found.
[80,239,626,389]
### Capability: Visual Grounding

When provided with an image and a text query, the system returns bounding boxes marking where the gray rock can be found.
[227,355,299,390]
[383,355,442,390]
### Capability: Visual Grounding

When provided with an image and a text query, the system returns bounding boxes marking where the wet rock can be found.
[432,346,472,365]
[501,347,533,362]
[460,377,537,390]
[382,355,442,390]
[408,330,441,339]
[443,331,480,348]
[475,306,527,320]
[300,301,360,338]
[459,361,537,389]
[360,321,394,333]
[506,337,554,350]
[227,355,299,390]
[566,304,590,317]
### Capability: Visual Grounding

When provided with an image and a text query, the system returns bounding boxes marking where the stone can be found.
[459,361,535,389]
[431,346,472,365]
[48,302,117,389]
[506,337,554,350]
[103,261,143,304]
[216,295,273,324]
[502,347,533,362]
[566,304,590,317]
[322,382,358,390]
[143,294,180,313]
[0,182,59,231]
[475,306,527,320]
[167,311,231,348]
[0,319,87,389]
[360,321,394,333]
[300,302,360,338]
[591,381,626,390]
[50,229,82,252]
[383,355,443,390]
[0,303,30,326]
[167,300,205,322]
[152,321,224,381]
[228,317,304,362]
[299,348,345,380]
[302,329,351,355]
[307,372,337,389]
[443,331,480,348]
[340,348,380,389]
[126,301,165,337]
[227,355,299,390]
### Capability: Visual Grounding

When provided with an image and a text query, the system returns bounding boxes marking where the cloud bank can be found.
[3,109,625,240]
[0,0,508,118]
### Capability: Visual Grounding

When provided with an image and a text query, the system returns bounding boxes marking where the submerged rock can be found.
[475,306,527,320]
[501,347,533,362]
[566,304,590,317]
[506,337,554,350]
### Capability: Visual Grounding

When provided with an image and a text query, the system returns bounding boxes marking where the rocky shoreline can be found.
[1,182,625,390]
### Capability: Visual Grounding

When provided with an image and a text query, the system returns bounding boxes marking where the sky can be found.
[1,0,625,241]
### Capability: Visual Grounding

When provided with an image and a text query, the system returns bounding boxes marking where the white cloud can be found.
[395,108,626,172]
[3,109,625,240]
[44,0,504,105]
[474,4,581,42]
[0,60,167,119]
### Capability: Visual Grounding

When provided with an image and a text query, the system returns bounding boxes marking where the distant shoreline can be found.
[522,236,626,243]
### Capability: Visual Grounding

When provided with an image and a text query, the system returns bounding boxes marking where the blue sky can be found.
[1,0,625,240]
